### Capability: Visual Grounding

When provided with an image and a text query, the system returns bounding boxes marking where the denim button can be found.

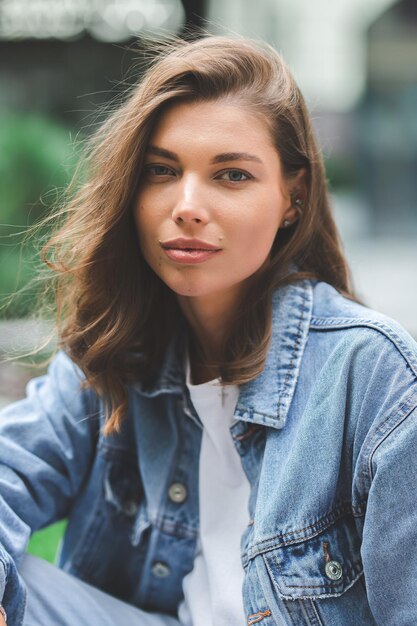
[152,561,171,578]
[168,482,187,503]
[325,560,343,580]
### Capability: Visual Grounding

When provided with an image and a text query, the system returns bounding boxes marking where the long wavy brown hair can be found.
[42,35,353,435]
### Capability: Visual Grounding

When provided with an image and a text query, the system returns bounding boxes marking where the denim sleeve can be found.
[0,350,99,625]
[361,403,417,625]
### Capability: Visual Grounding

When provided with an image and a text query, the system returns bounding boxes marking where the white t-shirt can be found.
[177,360,251,626]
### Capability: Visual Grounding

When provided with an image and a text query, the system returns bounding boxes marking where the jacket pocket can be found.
[263,510,363,600]
[66,445,149,602]
[103,448,144,520]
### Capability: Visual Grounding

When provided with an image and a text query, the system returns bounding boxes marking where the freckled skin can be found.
[134,100,297,320]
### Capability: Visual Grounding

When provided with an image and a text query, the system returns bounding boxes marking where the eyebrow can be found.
[212,152,263,165]
[146,145,263,164]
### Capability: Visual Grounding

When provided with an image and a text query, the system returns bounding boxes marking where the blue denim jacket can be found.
[1,279,417,626]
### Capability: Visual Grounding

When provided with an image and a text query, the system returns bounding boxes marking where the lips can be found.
[159,238,222,264]
[160,238,221,251]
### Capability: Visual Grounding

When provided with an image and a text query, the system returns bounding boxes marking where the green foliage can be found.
[27,520,68,564]
[0,114,80,317]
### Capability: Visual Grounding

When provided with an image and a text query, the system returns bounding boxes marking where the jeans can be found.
[19,555,181,626]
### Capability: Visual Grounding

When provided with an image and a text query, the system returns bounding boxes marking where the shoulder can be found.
[267,279,417,420]
[293,281,417,483]
[303,281,417,447]
[309,280,417,382]
[311,280,411,335]
[23,350,99,424]
[28,349,85,394]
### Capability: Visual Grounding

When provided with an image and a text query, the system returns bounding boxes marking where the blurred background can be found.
[0,0,416,398]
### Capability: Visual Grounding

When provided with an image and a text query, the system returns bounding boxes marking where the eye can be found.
[143,164,176,177]
[216,169,252,183]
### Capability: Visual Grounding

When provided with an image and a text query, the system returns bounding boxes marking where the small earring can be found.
[282,219,293,228]
[290,194,304,211]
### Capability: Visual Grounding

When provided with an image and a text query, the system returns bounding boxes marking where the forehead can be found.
[148,99,277,154]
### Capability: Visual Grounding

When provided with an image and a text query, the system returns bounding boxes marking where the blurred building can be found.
[208,0,417,236]
[0,0,205,126]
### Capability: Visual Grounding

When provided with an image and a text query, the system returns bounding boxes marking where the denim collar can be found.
[134,280,313,430]
[235,279,313,429]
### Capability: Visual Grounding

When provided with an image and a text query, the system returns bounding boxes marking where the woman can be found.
[1,35,417,626]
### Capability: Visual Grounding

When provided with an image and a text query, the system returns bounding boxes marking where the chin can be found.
[168,283,212,298]
[157,268,204,295]
[161,274,219,298]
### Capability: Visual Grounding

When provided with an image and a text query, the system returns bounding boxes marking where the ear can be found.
[281,168,308,228]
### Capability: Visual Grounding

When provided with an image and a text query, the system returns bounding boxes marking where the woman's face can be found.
[134,99,297,306]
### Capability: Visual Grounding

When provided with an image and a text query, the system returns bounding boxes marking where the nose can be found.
[171,176,210,225]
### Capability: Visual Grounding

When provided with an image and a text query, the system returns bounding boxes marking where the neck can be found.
[177,291,239,384]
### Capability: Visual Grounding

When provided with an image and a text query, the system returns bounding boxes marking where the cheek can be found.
[233,205,281,251]
[134,200,156,247]
[133,211,145,252]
